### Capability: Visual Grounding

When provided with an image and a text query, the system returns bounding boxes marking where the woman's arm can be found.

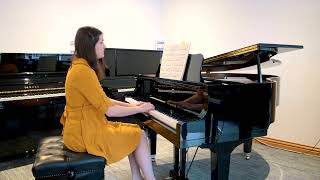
[106,102,154,117]
[106,105,142,117]
[110,99,136,107]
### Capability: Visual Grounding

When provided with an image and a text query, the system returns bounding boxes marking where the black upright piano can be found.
[101,48,162,100]
[123,43,303,179]
[0,53,71,160]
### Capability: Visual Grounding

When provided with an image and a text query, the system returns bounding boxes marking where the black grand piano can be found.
[121,43,303,179]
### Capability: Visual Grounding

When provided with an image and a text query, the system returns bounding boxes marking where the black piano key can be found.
[129,96,198,123]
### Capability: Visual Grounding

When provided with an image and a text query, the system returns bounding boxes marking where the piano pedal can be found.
[169,170,177,179]
[25,149,36,157]
[168,170,189,180]
[245,153,251,160]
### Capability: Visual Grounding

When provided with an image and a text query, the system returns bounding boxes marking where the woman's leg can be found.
[128,153,143,180]
[133,131,156,180]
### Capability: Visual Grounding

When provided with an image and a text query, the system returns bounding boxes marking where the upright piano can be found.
[0,53,70,160]
[124,43,303,179]
[101,48,162,100]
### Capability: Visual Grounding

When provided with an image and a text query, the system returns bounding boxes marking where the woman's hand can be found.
[137,102,155,113]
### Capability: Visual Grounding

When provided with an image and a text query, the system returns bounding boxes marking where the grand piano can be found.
[0,53,71,160]
[122,43,303,179]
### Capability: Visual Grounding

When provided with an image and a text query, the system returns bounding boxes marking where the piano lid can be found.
[202,43,303,72]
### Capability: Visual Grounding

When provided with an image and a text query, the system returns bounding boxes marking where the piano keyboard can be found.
[0,93,65,102]
[125,97,178,130]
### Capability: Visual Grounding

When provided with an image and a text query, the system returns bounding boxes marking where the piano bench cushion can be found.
[32,136,105,180]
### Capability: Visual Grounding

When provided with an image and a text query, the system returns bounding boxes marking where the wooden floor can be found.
[0,135,319,180]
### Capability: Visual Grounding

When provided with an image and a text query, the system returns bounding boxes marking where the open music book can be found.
[159,42,191,80]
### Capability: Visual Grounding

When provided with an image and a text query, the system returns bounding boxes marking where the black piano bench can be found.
[32,136,105,180]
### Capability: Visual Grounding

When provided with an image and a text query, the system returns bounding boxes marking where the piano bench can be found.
[32,136,105,180]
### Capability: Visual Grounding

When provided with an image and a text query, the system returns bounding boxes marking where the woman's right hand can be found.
[137,102,155,113]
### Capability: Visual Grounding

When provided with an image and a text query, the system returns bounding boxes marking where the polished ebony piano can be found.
[0,53,71,161]
[101,48,162,100]
[123,43,303,180]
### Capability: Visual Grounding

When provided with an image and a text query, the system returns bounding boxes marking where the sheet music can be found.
[159,42,190,80]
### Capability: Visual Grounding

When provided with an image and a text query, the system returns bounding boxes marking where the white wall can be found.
[161,0,320,147]
[0,0,161,53]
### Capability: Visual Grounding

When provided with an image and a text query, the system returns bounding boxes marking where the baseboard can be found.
[254,137,320,156]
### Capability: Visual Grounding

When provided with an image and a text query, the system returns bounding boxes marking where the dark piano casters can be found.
[127,43,303,180]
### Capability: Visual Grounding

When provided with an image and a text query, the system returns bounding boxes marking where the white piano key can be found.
[125,97,139,104]
[125,97,178,130]
[0,93,65,102]
[148,110,178,130]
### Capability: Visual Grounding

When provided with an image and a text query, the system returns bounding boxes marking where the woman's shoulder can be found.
[72,57,90,67]
[68,59,95,79]
[71,58,92,70]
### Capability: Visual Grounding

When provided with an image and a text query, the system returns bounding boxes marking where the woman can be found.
[60,26,156,180]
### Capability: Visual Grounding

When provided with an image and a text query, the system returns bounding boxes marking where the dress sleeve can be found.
[71,65,113,114]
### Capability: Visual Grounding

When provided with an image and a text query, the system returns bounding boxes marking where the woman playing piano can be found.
[60,26,156,180]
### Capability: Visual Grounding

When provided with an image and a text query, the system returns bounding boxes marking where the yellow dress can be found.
[60,58,141,164]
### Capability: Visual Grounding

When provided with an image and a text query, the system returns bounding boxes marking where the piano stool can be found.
[32,136,105,180]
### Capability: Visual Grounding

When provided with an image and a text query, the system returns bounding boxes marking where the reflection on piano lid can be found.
[202,58,281,73]
[202,43,303,72]
[0,53,72,74]
[204,76,255,84]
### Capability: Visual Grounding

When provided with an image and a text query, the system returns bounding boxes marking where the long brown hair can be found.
[74,26,103,77]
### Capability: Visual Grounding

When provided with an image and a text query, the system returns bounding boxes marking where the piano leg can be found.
[243,139,252,160]
[170,147,188,180]
[179,148,187,179]
[173,146,179,175]
[210,141,242,180]
[147,127,157,161]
